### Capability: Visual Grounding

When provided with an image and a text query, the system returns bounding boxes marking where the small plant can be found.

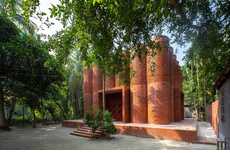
[83,110,102,133]
[83,110,117,135]
[103,111,117,134]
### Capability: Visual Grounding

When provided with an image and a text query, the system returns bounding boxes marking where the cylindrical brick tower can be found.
[172,54,177,122]
[174,61,181,121]
[83,67,93,115]
[130,55,147,123]
[181,92,184,120]
[169,47,174,122]
[92,65,102,112]
[147,36,172,124]
[178,67,184,120]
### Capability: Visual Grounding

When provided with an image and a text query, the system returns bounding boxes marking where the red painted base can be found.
[62,118,197,142]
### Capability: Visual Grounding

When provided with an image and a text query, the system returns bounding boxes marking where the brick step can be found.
[74,128,104,135]
[74,129,104,135]
[70,131,103,138]
[70,131,96,138]
[80,126,104,131]
[70,125,105,138]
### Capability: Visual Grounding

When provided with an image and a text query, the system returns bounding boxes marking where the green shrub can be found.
[103,111,117,134]
[83,110,117,135]
[84,110,103,133]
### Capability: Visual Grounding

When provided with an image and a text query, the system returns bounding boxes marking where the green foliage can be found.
[84,110,103,133]
[22,0,40,23]
[182,17,230,120]
[0,14,65,126]
[84,110,116,134]
[103,110,116,134]
[3,0,230,125]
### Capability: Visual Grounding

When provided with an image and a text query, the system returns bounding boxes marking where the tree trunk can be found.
[22,102,25,126]
[40,99,45,124]
[7,98,16,125]
[203,78,207,121]
[74,87,81,118]
[0,87,8,129]
[31,108,36,128]
[55,102,66,120]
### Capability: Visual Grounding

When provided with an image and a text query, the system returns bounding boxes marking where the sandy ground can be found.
[0,124,216,150]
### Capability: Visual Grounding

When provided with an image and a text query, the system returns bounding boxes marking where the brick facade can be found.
[83,35,184,124]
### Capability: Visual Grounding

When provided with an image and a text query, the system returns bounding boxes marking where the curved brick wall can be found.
[146,53,154,123]
[172,54,177,121]
[105,75,115,88]
[92,65,102,112]
[178,67,184,120]
[177,63,182,121]
[83,67,93,115]
[174,61,181,121]
[169,47,174,122]
[130,55,147,123]
[147,36,172,124]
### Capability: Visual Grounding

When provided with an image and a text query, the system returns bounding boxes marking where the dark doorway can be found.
[105,92,122,121]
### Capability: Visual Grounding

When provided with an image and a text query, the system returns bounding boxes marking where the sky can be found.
[32,0,188,66]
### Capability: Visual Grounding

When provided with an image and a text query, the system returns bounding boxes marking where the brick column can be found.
[172,54,177,122]
[147,36,172,124]
[174,61,181,121]
[169,47,175,122]
[83,67,93,115]
[115,69,130,123]
[178,68,184,120]
[92,65,102,112]
[130,55,147,123]
[122,86,130,122]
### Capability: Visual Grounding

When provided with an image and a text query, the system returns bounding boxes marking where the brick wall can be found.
[209,100,219,134]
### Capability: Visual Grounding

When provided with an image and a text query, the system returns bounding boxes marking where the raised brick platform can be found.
[63,118,198,142]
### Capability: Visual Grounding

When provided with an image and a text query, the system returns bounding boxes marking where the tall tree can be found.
[22,0,230,119]
[0,15,63,128]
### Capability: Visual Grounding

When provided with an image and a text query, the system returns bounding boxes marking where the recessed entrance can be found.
[105,92,122,121]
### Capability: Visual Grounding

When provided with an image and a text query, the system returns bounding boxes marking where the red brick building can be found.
[83,35,184,124]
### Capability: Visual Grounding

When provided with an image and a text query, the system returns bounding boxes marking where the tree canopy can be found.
[1,0,230,124]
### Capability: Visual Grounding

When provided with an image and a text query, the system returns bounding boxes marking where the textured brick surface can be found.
[105,75,115,88]
[147,38,172,124]
[82,35,184,125]
[130,55,147,85]
[174,62,181,121]
[146,53,155,123]
[178,68,183,120]
[130,55,147,123]
[63,119,198,142]
[209,100,219,134]
[122,86,130,122]
[169,48,175,122]
[92,65,102,112]
[116,125,197,142]
[83,68,93,115]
